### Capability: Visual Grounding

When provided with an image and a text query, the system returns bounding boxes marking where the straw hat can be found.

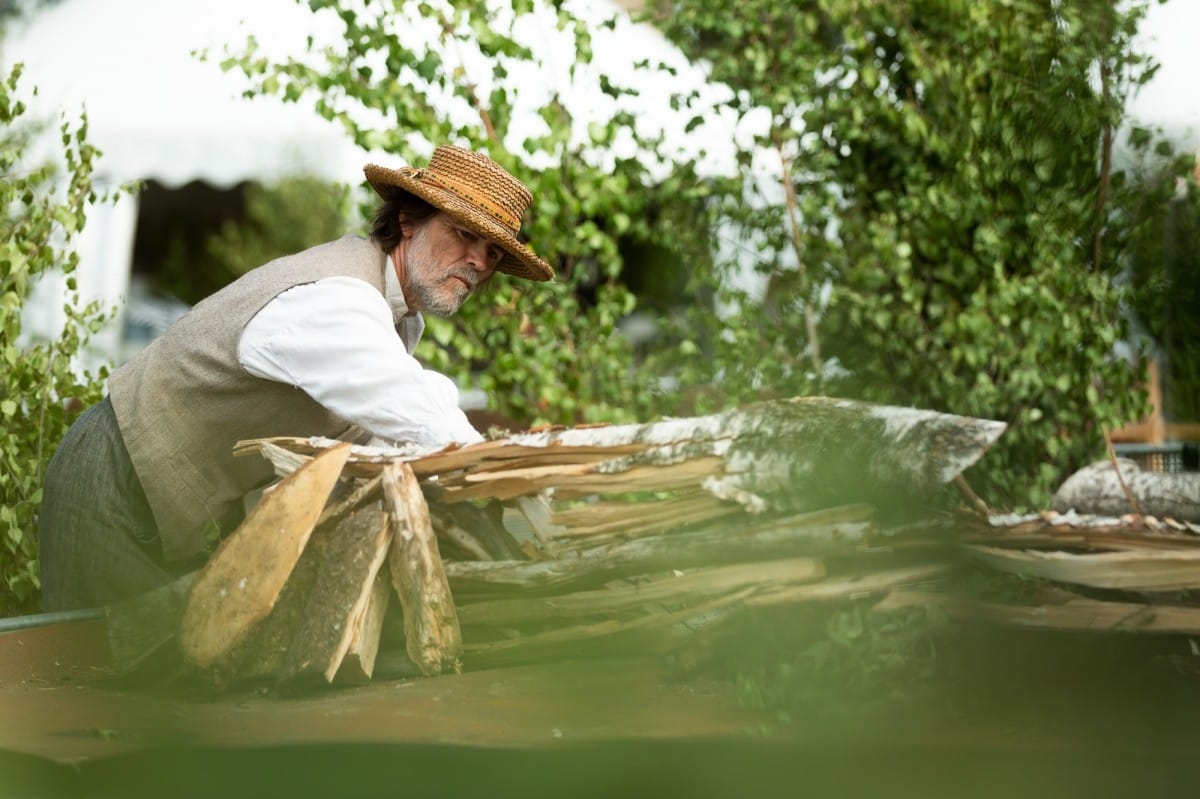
[364,146,553,281]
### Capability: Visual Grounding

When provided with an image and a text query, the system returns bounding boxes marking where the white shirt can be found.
[237,258,484,450]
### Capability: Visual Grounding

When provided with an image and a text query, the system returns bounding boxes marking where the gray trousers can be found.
[38,397,189,611]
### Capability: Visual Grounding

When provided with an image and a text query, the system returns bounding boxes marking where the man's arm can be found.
[237,276,484,449]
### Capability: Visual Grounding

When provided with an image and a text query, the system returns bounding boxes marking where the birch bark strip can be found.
[383,461,463,675]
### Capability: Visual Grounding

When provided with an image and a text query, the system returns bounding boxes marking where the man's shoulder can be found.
[286,234,379,263]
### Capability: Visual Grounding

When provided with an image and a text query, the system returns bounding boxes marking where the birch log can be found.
[277,507,393,689]
[180,443,352,668]
[383,461,463,676]
[1052,459,1200,522]
[236,396,1006,514]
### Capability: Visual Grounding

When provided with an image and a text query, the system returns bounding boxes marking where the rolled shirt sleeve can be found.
[237,276,484,449]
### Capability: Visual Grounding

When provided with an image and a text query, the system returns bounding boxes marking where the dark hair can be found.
[370,192,438,251]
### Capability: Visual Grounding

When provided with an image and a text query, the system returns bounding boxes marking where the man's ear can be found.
[397,215,416,240]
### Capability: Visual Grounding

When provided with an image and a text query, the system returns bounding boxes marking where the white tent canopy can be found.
[3,0,375,367]
[2,0,743,368]
[4,0,368,188]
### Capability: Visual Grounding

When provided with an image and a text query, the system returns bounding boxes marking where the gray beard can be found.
[412,282,464,318]
[406,225,467,317]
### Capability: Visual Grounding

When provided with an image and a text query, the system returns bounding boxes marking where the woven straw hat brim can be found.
[365,165,553,282]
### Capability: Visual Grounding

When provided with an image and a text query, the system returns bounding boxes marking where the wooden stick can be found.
[1105,433,1143,516]
[954,474,990,518]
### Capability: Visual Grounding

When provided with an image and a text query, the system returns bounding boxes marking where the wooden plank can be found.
[446,450,641,476]
[509,494,563,550]
[205,544,318,688]
[459,461,596,485]
[336,571,392,685]
[383,461,463,676]
[277,507,393,689]
[551,457,726,499]
[180,443,353,669]
[314,473,383,529]
[963,529,1200,552]
[410,442,649,477]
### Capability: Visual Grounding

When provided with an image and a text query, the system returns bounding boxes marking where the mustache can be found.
[451,268,482,290]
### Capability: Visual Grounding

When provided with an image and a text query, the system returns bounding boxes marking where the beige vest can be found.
[109,235,389,561]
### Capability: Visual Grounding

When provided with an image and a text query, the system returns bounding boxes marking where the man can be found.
[38,145,553,612]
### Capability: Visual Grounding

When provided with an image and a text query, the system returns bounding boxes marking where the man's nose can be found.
[467,242,494,273]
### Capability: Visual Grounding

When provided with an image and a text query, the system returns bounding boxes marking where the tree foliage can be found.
[646,0,1165,508]
[221,0,1170,510]
[217,0,723,427]
[0,64,110,614]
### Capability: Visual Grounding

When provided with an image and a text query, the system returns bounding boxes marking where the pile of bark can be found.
[164,396,1006,691]
[897,508,1200,633]
[155,394,1200,693]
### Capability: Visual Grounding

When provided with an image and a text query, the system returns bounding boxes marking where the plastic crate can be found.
[1112,442,1200,473]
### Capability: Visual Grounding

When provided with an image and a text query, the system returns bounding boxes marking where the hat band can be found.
[406,167,522,232]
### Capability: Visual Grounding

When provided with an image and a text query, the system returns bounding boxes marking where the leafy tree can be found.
[219,0,1170,509]
[645,0,1165,508]
[215,0,723,427]
[0,64,112,614]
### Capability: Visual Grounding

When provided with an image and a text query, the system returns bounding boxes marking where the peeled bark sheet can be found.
[967,544,1200,592]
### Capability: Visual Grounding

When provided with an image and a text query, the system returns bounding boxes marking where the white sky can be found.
[1125,0,1200,153]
